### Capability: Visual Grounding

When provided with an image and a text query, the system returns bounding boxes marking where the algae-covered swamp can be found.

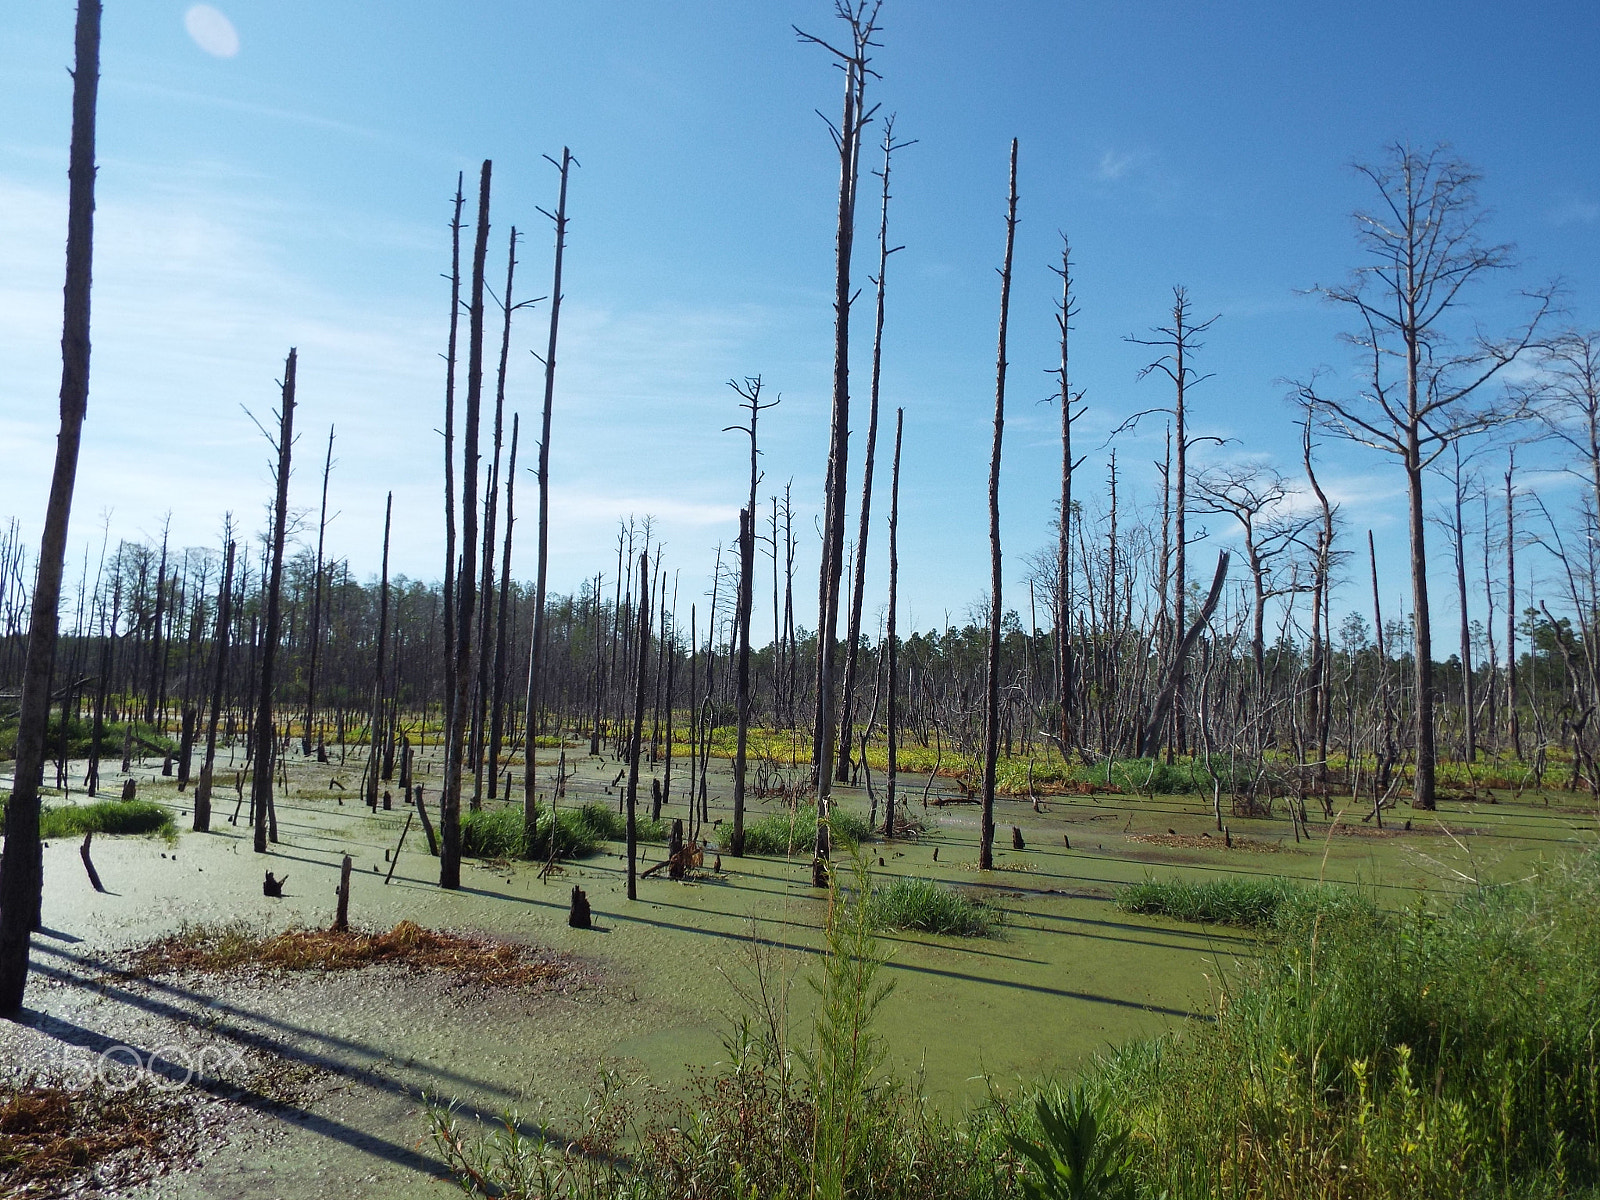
[2,736,1592,1198]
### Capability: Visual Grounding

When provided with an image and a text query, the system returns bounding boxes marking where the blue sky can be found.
[3,2,1598,639]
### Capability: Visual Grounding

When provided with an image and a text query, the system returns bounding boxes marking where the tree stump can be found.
[263,870,286,897]
[333,854,352,931]
[120,778,136,801]
[668,818,685,881]
[568,885,592,929]
[1011,826,1025,850]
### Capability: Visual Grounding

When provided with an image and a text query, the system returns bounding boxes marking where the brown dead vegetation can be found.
[0,1079,185,1198]
[126,919,578,991]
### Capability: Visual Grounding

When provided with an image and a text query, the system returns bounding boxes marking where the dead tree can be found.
[441,174,464,767]
[980,138,1019,872]
[0,0,99,1017]
[443,159,492,890]
[365,494,393,808]
[723,375,779,855]
[624,549,652,901]
[1303,143,1554,807]
[487,413,519,799]
[797,0,881,888]
[1123,288,1221,759]
[302,425,334,756]
[524,147,573,855]
[885,407,904,837]
[1051,237,1086,751]
[252,350,297,853]
[837,118,909,783]
[193,536,236,832]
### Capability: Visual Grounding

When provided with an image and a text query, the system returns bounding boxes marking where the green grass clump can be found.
[720,807,871,855]
[7,799,176,838]
[1092,852,1600,1198]
[460,801,666,860]
[867,876,1000,938]
[1116,876,1371,928]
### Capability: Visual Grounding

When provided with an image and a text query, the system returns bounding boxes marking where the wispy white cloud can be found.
[1094,149,1137,182]
[1549,197,1600,227]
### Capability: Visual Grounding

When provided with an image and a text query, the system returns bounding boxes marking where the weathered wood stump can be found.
[668,819,685,881]
[263,870,287,897]
[120,778,136,801]
[568,885,592,929]
[1011,826,1025,850]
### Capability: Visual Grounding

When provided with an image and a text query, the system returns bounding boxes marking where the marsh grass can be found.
[1115,875,1372,928]
[4,798,175,839]
[1094,853,1600,1198]
[460,802,667,860]
[867,876,1001,938]
[426,855,1600,1199]
[720,809,871,856]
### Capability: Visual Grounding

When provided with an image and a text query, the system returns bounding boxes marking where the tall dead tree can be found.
[884,406,904,837]
[0,0,100,1017]
[1305,143,1553,807]
[365,494,393,808]
[252,350,297,853]
[836,118,908,783]
[624,549,652,901]
[796,0,880,889]
[523,146,573,853]
[473,226,525,808]
[442,160,492,889]
[441,175,464,765]
[723,375,779,856]
[1051,238,1086,750]
[302,424,334,756]
[193,536,235,832]
[487,413,519,799]
[980,138,1019,872]
[1124,289,1220,759]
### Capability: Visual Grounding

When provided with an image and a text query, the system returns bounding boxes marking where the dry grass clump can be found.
[129,920,575,991]
[0,1080,182,1197]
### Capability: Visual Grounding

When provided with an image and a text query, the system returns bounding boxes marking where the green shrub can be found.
[1115,875,1371,928]
[868,876,1000,938]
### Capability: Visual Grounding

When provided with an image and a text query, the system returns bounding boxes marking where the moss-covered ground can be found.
[0,735,1593,1197]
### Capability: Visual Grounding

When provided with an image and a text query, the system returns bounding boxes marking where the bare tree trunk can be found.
[0,0,99,1017]
[836,119,904,783]
[1053,238,1081,751]
[1506,451,1521,760]
[732,508,754,854]
[800,3,879,888]
[524,147,572,854]
[442,160,492,890]
[441,176,464,776]
[302,426,334,755]
[885,407,903,837]
[252,351,297,853]
[365,494,392,808]
[487,414,519,800]
[473,227,519,809]
[624,550,652,901]
[980,140,1019,871]
[193,538,235,832]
